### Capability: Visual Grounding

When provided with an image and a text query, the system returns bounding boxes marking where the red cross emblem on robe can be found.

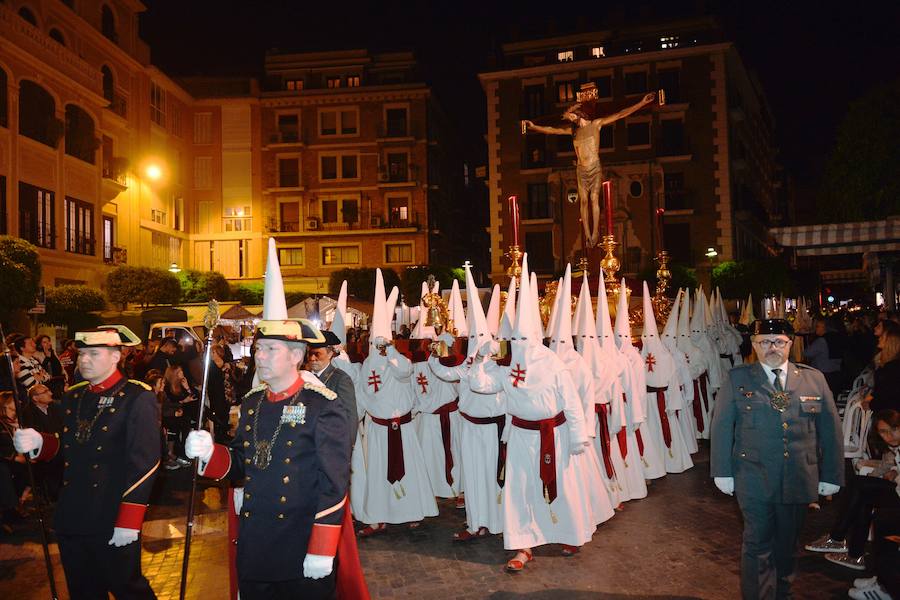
[645,353,656,373]
[368,370,382,393]
[511,363,526,387]
[416,372,429,394]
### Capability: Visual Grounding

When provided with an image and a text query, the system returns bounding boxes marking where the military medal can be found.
[73,393,115,444]
[249,390,302,471]
[75,419,93,443]
[252,440,272,469]
[769,391,790,412]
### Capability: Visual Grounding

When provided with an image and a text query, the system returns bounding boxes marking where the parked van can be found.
[148,322,206,350]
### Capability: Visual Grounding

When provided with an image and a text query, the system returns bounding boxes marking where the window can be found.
[278,247,304,266]
[194,113,212,144]
[151,208,167,225]
[658,68,681,103]
[523,135,546,168]
[278,201,300,232]
[525,183,550,219]
[664,172,688,210]
[322,245,359,265]
[286,79,303,91]
[19,81,59,147]
[65,197,94,255]
[557,50,574,62]
[278,157,300,188]
[224,207,251,232]
[342,199,359,224]
[103,216,115,262]
[595,76,612,99]
[591,46,605,58]
[347,75,360,87]
[660,119,685,155]
[65,105,96,164]
[320,198,358,224]
[19,182,55,249]
[319,154,358,181]
[385,243,413,264]
[150,82,165,127]
[525,231,553,272]
[626,121,650,147]
[660,36,680,50]
[101,66,114,103]
[388,196,409,224]
[276,113,299,143]
[629,181,643,198]
[101,5,117,42]
[522,85,544,119]
[321,199,338,223]
[557,81,576,103]
[49,28,65,45]
[18,7,37,26]
[319,109,358,136]
[386,152,408,182]
[171,106,182,137]
[193,157,212,189]
[384,107,408,137]
[326,77,341,89]
[624,71,647,95]
[599,124,614,150]
[173,196,184,231]
[664,222,691,264]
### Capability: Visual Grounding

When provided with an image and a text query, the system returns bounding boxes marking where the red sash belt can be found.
[511,411,566,503]
[460,411,507,489]
[647,385,672,449]
[617,392,628,459]
[370,411,413,484]
[699,371,710,413]
[692,379,705,433]
[594,404,616,480]
[433,399,460,486]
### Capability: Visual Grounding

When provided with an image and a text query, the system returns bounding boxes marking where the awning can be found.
[770,219,900,256]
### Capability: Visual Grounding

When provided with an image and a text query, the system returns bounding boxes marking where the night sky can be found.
[140,0,900,199]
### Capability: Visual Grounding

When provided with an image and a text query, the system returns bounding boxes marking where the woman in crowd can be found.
[0,392,29,534]
[162,364,196,469]
[33,335,65,397]
[866,325,900,412]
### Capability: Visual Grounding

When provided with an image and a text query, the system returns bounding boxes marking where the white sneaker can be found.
[853,577,878,590]
[805,536,848,553]
[848,582,891,600]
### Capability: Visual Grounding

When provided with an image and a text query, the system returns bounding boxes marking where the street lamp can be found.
[145,163,163,181]
[168,262,181,273]
[705,247,718,259]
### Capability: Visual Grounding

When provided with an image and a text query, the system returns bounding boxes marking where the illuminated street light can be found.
[705,247,718,258]
[145,163,163,180]
[168,262,181,273]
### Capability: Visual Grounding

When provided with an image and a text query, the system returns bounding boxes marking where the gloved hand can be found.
[302,554,334,579]
[233,487,244,515]
[714,477,735,496]
[373,336,389,348]
[108,527,140,547]
[818,482,840,496]
[477,340,499,358]
[13,428,43,457]
[184,430,214,463]
[569,441,587,455]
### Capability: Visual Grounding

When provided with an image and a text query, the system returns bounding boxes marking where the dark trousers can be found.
[238,571,337,600]
[872,507,900,598]
[57,533,156,600]
[736,494,807,600]
[830,474,900,556]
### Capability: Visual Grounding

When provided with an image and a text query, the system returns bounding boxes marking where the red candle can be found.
[603,181,614,235]
[655,207,665,250]
[509,195,520,246]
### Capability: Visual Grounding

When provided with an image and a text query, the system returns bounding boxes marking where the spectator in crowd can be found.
[34,335,66,397]
[162,364,196,469]
[146,337,178,376]
[19,383,63,500]
[0,334,23,393]
[804,317,845,396]
[57,339,78,385]
[844,316,877,385]
[207,345,236,443]
[0,392,28,534]
[13,336,49,396]
[865,327,900,413]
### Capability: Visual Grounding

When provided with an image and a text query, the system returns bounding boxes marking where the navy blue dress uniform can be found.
[199,320,354,599]
[309,330,358,449]
[711,319,843,600]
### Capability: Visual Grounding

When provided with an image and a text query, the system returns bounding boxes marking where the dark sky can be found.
[141,0,900,190]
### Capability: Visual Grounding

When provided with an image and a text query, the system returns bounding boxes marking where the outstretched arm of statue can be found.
[522,120,571,136]
[594,92,656,126]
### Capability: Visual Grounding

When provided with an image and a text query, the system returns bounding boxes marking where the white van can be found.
[147,322,206,350]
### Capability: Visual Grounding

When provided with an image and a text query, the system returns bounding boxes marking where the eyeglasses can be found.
[756,339,790,350]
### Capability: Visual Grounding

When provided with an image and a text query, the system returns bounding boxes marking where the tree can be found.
[42,285,106,335]
[106,266,181,308]
[327,268,401,303]
[819,80,900,222]
[0,236,41,322]
[231,283,264,305]
[712,259,794,299]
[178,269,230,303]
[399,265,466,304]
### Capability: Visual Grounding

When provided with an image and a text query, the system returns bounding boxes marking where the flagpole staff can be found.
[0,323,59,600]
[179,300,220,600]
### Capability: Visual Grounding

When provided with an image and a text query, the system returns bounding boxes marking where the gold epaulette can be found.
[304,382,337,401]
[128,379,153,391]
[67,381,89,391]
[243,383,269,399]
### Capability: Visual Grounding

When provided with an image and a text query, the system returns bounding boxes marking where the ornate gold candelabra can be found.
[599,234,630,317]
[652,250,673,323]
[505,244,523,287]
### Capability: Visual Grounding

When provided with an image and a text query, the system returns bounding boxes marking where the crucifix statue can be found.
[523,84,656,247]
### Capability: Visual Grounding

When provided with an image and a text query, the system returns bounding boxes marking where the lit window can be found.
[322,245,359,265]
[591,46,605,58]
[151,209,167,225]
[557,81,576,103]
[660,36,680,49]
[223,207,251,232]
[347,76,360,87]
[286,79,303,91]
[385,243,413,264]
[557,50,574,62]
[278,247,304,266]
[327,77,341,89]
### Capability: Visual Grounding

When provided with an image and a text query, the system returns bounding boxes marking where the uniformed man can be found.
[13,326,160,599]
[185,319,356,599]
[305,329,357,448]
[710,318,844,600]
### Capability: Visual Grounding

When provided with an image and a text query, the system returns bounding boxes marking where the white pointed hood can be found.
[575,273,608,387]
[739,292,755,325]
[331,280,349,345]
[498,276,517,340]
[549,265,573,354]
[545,277,563,340]
[677,289,705,379]
[370,268,390,344]
[690,287,706,336]
[641,281,660,340]
[486,284,501,337]
[263,237,288,319]
[529,271,541,341]
[511,254,533,345]
[641,281,674,387]
[614,278,633,349]
[661,288,681,353]
[411,280,432,339]
[465,263,491,355]
[448,278,468,337]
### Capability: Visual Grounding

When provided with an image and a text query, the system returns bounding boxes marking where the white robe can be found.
[620,345,666,480]
[411,358,462,498]
[332,354,370,523]
[429,354,505,534]
[356,347,438,524]
[641,343,693,474]
[469,345,596,550]
[662,343,699,455]
[610,354,650,500]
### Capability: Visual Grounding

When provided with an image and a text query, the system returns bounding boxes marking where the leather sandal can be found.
[455,496,466,509]
[561,544,580,556]
[505,549,533,572]
[407,521,421,530]
[357,523,387,538]
[452,526,488,542]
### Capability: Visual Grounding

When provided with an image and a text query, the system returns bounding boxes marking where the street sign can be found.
[28,286,46,314]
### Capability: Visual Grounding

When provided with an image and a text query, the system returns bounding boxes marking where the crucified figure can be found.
[523,92,656,247]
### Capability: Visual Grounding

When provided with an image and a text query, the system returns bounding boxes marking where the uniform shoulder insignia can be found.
[304,382,337,401]
[68,380,90,390]
[243,383,269,399]
[794,363,813,370]
[128,379,153,391]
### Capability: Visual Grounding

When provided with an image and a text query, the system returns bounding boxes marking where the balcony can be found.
[266,131,305,147]
[103,246,127,266]
[102,156,128,201]
[107,95,127,119]
[65,230,95,256]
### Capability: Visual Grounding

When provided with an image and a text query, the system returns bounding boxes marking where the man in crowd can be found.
[14,326,160,599]
[14,336,49,395]
[20,383,63,500]
[711,318,843,599]
[305,329,357,448]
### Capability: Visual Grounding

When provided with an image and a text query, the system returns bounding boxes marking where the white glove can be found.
[818,482,840,496]
[13,428,43,456]
[477,340,499,358]
[714,477,735,496]
[233,487,244,515]
[569,441,587,455]
[184,430,214,463]
[108,527,140,547]
[373,336,388,348]
[303,554,334,579]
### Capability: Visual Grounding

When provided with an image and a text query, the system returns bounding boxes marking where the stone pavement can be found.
[0,447,872,599]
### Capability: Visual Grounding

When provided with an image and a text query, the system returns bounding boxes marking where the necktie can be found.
[772,368,784,391]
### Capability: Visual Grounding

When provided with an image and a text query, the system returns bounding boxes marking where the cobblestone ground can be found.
[0,447,869,599]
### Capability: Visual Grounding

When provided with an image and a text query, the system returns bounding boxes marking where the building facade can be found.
[478,18,783,285]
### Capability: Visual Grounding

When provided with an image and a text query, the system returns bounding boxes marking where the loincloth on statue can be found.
[576,162,602,196]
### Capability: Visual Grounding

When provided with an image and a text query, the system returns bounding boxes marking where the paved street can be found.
[0,446,865,599]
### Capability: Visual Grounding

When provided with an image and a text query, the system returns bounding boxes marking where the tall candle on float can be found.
[655,207,665,250]
[602,181,614,235]
[508,195,520,246]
